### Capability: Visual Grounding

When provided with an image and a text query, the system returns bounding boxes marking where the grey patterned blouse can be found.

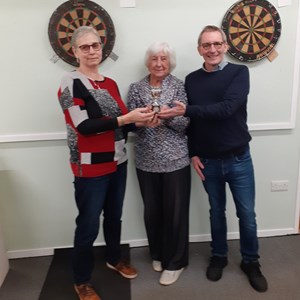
[127,74,190,173]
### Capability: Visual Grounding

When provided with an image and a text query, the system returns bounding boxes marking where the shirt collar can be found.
[202,60,228,72]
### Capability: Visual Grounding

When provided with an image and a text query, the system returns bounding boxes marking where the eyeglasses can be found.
[200,42,225,50]
[78,42,101,53]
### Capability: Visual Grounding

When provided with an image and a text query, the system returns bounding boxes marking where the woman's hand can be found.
[118,107,154,126]
[191,156,205,181]
[136,111,162,128]
[159,104,170,113]
[158,101,186,119]
[146,113,161,128]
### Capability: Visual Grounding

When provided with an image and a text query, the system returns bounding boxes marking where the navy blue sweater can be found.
[185,63,252,158]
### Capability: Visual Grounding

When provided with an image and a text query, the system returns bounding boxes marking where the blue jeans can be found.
[72,162,127,284]
[201,149,259,262]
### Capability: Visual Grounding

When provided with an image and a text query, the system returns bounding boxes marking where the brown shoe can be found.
[74,283,101,300]
[106,260,138,279]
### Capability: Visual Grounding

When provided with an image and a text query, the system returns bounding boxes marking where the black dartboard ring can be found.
[48,0,115,66]
[221,0,281,62]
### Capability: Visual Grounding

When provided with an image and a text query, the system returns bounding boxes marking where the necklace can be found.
[92,80,101,90]
[77,69,104,89]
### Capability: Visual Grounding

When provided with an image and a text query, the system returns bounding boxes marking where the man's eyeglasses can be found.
[78,42,101,53]
[200,42,225,50]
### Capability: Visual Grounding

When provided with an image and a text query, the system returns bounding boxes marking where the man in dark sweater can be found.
[159,25,267,293]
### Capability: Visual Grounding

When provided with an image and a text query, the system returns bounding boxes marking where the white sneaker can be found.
[152,260,162,272]
[159,268,184,285]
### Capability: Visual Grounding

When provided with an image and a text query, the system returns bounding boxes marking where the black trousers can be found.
[136,165,191,270]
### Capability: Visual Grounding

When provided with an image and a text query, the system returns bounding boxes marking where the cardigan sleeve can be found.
[58,74,119,135]
[164,79,190,133]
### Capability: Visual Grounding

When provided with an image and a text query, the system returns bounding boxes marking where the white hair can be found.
[144,42,176,72]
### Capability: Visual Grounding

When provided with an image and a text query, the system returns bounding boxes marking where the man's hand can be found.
[158,101,186,119]
[191,156,205,181]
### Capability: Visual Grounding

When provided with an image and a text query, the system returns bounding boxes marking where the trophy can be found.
[150,87,162,113]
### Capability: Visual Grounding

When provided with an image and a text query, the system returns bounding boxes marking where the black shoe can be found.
[241,261,268,292]
[206,256,228,281]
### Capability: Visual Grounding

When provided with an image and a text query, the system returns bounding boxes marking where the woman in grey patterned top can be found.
[127,42,191,286]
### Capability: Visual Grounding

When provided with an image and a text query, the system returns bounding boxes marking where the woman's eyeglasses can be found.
[78,42,101,53]
[201,42,225,50]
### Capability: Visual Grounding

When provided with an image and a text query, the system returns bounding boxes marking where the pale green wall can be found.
[0,0,299,257]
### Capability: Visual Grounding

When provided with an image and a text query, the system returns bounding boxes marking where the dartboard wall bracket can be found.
[48,0,116,66]
[221,0,281,63]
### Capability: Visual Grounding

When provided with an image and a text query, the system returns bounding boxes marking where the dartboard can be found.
[48,0,115,66]
[221,0,281,62]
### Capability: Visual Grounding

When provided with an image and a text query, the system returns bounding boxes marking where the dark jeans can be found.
[201,149,259,262]
[136,165,191,270]
[72,162,127,284]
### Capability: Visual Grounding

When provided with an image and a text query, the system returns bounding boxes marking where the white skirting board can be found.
[6,227,297,259]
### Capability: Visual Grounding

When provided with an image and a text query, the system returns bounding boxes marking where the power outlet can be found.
[271,180,288,192]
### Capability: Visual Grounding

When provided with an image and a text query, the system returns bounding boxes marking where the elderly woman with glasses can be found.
[127,42,191,286]
[58,26,154,300]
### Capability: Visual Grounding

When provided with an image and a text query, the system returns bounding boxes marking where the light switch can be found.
[120,0,136,8]
[278,0,292,7]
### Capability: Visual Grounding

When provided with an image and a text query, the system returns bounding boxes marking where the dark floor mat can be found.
[39,245,131,300]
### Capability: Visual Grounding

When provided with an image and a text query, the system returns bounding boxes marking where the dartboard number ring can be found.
[221,0,281,62]
[48,0,115,66]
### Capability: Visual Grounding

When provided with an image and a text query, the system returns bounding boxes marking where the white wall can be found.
[0,0,299,258]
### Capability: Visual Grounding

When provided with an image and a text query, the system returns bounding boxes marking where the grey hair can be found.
[197,25,227,46]
[70,26,101,48]
[144,42,176,72]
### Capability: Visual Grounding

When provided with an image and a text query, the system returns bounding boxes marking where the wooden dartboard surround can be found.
[222,0,281,62]
[48,0,115,66]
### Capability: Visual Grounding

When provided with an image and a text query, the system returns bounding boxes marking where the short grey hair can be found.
[197,25,227,46]
[144,42,176,72]
[71,26,101,48]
